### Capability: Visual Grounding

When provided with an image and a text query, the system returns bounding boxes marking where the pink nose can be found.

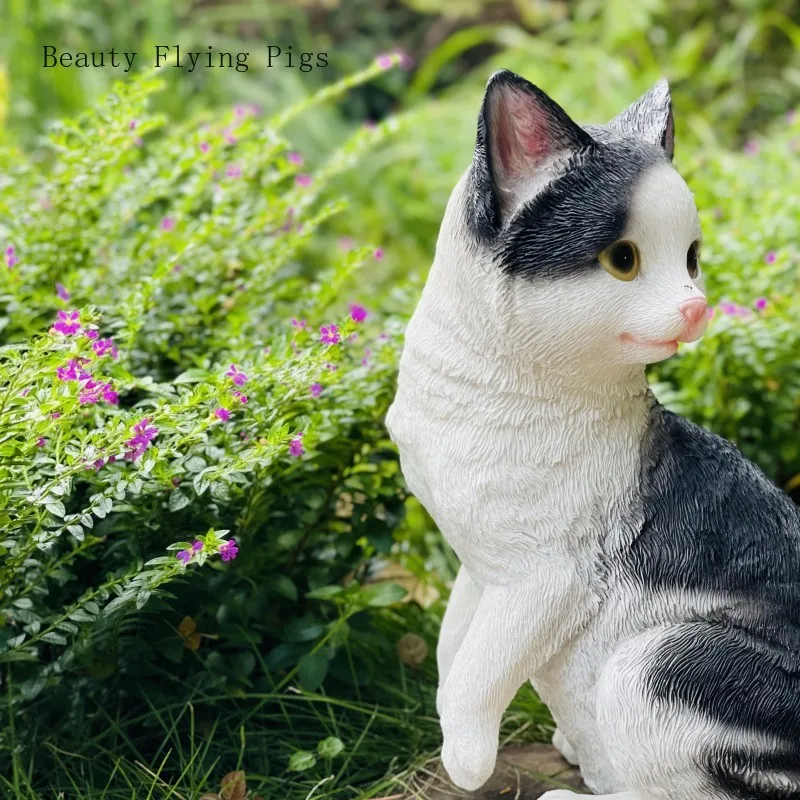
[678,297,709,342]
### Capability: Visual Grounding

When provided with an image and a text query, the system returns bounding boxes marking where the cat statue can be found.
[385,70,800,800]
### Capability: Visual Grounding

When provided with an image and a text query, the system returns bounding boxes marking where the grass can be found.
[2,603,554,799]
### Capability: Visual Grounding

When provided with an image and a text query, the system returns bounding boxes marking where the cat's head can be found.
[443,70,706,383]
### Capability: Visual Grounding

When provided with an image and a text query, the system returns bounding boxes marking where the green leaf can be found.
[317,736,344,760]
[45,501,66,518]
[283,616,325,643]
[40,631,68,646]
[273,575,298,601]
[359,582,407,607]
[306,585,342,601]
[68,609,96,623]
[297,650,328,691]
[288,751,316,772]
[168,490,190,512]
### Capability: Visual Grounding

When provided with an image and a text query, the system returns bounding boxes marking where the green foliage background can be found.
[0,1,798,798]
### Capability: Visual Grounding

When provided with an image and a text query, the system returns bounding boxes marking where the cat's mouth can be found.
[619,333,679,351]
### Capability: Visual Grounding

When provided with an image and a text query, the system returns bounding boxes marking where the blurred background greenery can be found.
[0,1,798,798]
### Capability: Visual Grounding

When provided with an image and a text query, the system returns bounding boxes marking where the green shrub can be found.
[0,59,456,795]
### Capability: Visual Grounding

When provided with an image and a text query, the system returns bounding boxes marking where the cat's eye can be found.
[599,240,640,282]
[687,241,700,279]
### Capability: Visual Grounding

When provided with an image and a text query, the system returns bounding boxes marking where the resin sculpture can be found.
[385,71,800,799]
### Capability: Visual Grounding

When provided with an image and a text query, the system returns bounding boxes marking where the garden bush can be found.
[0,58,469,797]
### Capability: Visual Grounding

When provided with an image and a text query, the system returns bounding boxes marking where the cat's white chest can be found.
[386,323,648,585]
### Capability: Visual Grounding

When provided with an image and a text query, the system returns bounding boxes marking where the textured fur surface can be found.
[385,70,800,799]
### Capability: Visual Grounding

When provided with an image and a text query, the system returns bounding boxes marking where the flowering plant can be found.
[0,63,412,709]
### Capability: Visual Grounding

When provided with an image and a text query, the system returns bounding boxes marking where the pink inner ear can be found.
[494,89,552,178]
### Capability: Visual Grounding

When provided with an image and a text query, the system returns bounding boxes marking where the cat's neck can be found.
[399,299,650,436]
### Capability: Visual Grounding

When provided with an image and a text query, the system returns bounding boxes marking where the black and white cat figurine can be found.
[386,70,800,799]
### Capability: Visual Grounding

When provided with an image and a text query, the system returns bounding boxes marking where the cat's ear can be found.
[609,79,674,160]
[469,70,594,239]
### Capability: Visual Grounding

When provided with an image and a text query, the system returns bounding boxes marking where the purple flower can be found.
[743,139,759,156]
[124,418,158,462]
[379,332,390,341]
[295,174,312,188]
[20,386,31,397]
[765,250,777,265]
[219,538,238,562]
[225,130,237,145]
[226,164,242,178]
[215,407,231,421]
[320,324,340,346]
[373,248,384,260]
[287,151,304,166]
[56,282,71,301]
[199,141,210,154]
[225,363,248,386]
[719,302,738,316]
[289,433,304,457]
[755,297,768,311]
[92,338,118,359]
[85,329,99,340]
[324,362,338,371]
[376,53,396,70]
[191,540,204,553]
[56,359,81,381]
[101,383,119,405]
[161,216,175,232]
[5,245,18,269]
[309,383,323,397]
[78,379,102,404]
[36,438,46,447]
[291,317,307,329]
[350,303,368,323]
[396,50,414,70]
[176,550,192,566]
[129,119,138,130]
[53,310,82,336]
[232,390,248,404]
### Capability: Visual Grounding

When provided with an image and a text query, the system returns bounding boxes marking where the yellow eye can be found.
[687,240,700,279]
[599,240,640,281]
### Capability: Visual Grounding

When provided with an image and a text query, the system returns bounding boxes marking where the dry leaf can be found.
[396,632,429,667]
[178,616,196,637]
[178,616,202,650]
[220,770,247,800]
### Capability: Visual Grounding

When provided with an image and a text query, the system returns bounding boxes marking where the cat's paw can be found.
[441,732,496,791]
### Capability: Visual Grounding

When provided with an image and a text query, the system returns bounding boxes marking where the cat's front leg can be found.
[438,568,583,791]
[436,565,482,714]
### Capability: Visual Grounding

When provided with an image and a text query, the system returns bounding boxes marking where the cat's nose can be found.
[677,297,709,342]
